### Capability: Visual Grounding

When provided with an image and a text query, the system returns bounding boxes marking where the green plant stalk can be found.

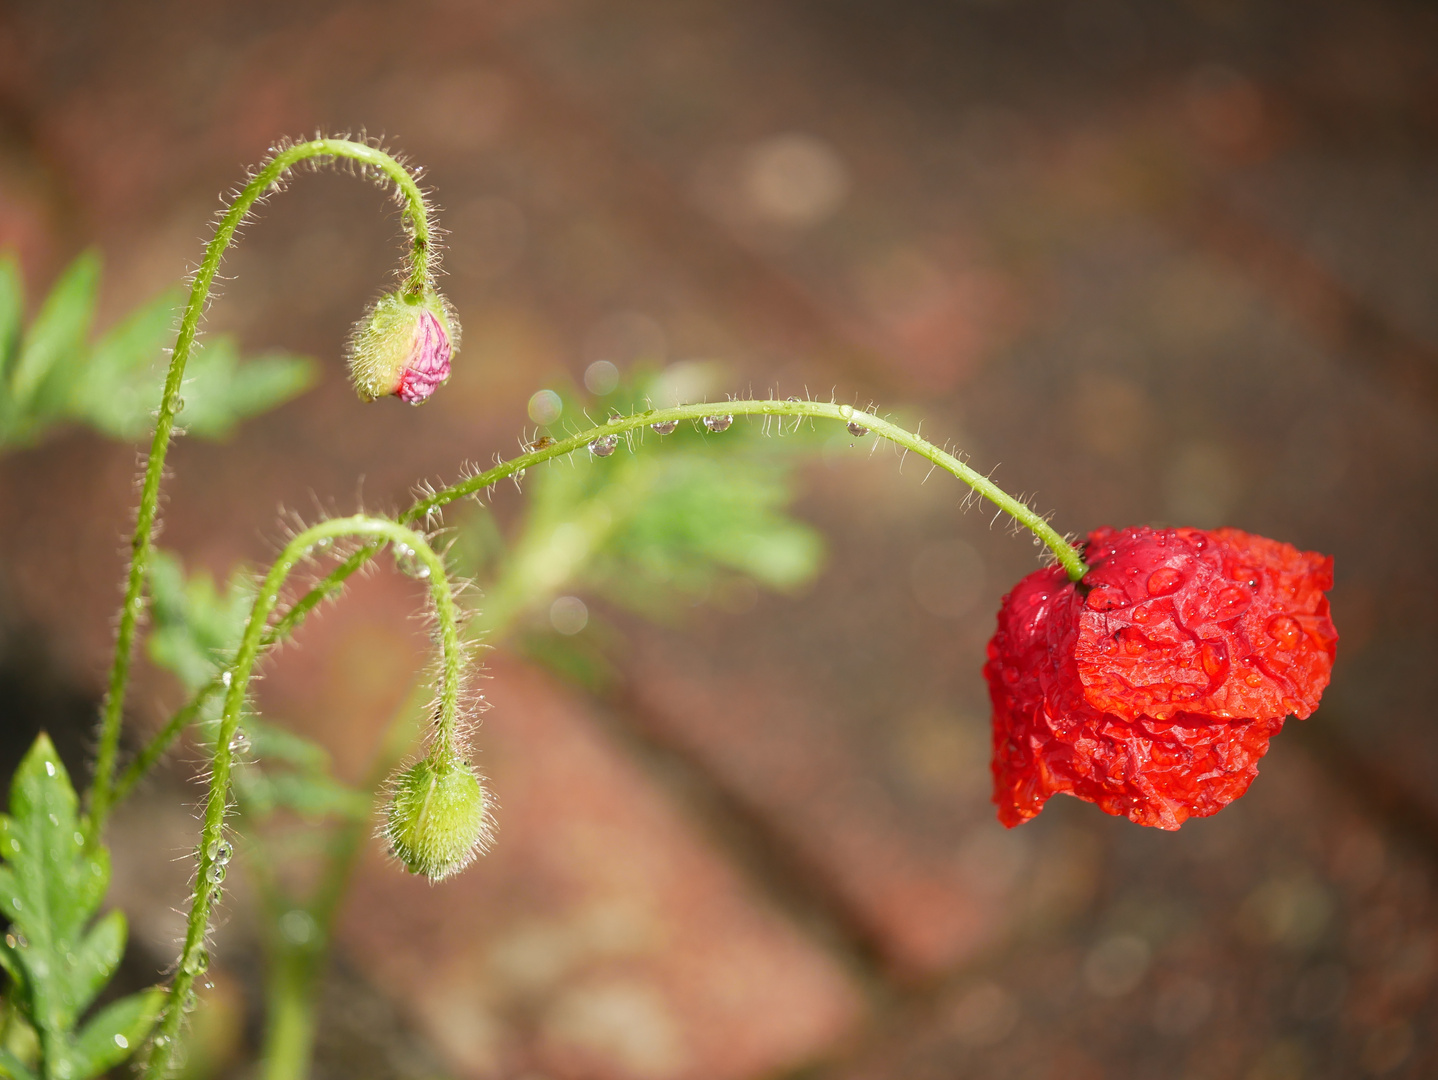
[87,138,433,845]
[120,399,1082,1079]
[144,516,459,1080]
[406,400,1088,577]
[255,504,586,1080]
[255,678,425,1080]
[112,546,376,807]
[116,397,1088,809]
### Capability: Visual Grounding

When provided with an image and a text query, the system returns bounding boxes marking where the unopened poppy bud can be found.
[383,753,488,881]
[347,289,460,405]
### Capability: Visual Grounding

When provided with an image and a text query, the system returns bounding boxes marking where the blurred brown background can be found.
[2,0,1437,1077]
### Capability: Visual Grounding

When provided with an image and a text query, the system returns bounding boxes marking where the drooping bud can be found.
[347,289,460,405]
[383,753,489,881]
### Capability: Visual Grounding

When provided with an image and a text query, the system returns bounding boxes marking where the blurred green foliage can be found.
[0,250,314,449]
[145,551,367,825]
[463,372,825,672]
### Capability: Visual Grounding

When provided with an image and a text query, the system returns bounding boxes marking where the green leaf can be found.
[8,251,99,414]
[177,336,315,440]
[64,988,164,1080]
[495,374,824,626]
[67,910,126,1017]
[68,289,180,441]
[146,550,255,693]
[0,253,23,382]
[242,718,330,773]
[0,1046,37,1080]
[0,735,143,1070]
[261,772,370,822]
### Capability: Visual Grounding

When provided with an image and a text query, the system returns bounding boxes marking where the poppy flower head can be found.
[986,526,1336,830]
[347,289,460,405]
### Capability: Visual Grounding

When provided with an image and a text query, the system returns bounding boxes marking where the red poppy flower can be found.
[985,526,1337,830]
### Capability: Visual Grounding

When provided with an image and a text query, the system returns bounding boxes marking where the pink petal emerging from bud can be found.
[396,309,452,404]
[347,290,460,405]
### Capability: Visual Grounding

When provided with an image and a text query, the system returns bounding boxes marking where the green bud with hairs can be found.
[383,753,490,881]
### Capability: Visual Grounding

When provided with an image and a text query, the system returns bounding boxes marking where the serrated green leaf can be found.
[66,910,126,1018]
[0,1046,37,1080]
[179,336,315,439]
[9,251,98,413]
[65,988,164,1080]
[1,734,112,1039]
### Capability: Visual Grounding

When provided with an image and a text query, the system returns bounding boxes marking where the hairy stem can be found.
[402,399,1088,578]
[88,139,434,844]
[114,398,1086,814]
[144,516,459,1080]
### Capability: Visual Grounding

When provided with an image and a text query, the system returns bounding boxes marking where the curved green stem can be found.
[144,516,460,1080]
[87,139,434,845]
[402,399,1087,579]
[114,398,1085,817]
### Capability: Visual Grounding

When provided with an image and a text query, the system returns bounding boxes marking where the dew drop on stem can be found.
[589,434,619,457]
[847,421,869,437]
[651,420,678,435]
[703,414,734,433]
[229,729,251,755]
[206,862,227,884]
[393,542,429,579]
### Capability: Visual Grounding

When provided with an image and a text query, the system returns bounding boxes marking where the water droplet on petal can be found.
[1229,564,1260,588]
[589,434,619,457]
[1214,586,1250,617]
[1266,615,1302,650]
[650,420,678,435]
[1200,640,1229,680]
[847,421,869,436]
[1086,586,1126,611]
[702,414,733,433]
[1146,567,1184,596]
[1244,672,1264,687]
